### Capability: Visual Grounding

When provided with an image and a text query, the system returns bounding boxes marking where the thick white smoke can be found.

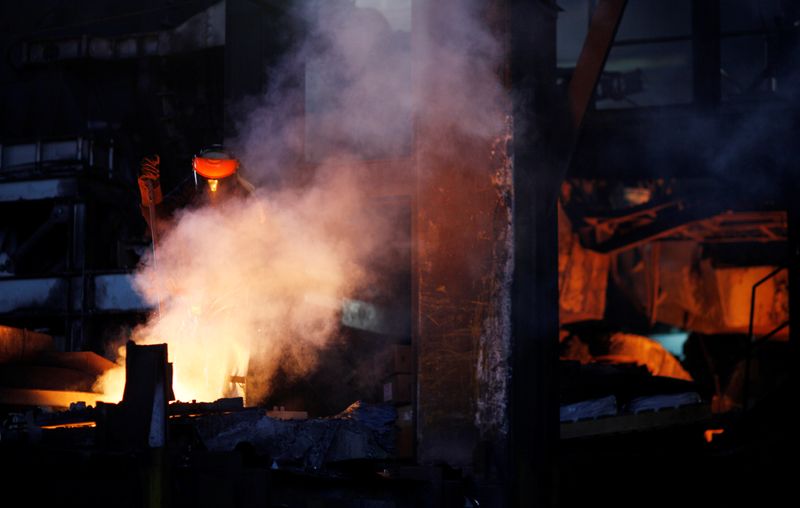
[96,164,385,403]
[96,0,508,406]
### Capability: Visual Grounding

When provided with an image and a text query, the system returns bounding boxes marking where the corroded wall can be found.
[413,0,513,468]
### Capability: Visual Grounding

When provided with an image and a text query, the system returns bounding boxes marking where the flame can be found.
[93,343,127,402]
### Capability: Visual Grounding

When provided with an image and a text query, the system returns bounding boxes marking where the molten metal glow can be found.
[0,387,114,409]
[193,156,238,179]
[94,171,379,405]
[207,179,219,193]
[704,428,724,443]
[40,421,97,430]
[93,344,127,402]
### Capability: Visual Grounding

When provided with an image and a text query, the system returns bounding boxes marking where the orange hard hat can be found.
[192,147,240,179]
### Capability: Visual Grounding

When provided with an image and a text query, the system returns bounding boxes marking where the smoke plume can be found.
[95,164,386,403]
[96,0,508,406]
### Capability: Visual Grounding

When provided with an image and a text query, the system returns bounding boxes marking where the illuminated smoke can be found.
[96,0,507,406]
[96,166,384,403]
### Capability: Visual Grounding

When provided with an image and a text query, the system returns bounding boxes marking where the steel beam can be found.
[0,178,79,202]
[17,2,225,66]
[0,273,148,315]
[567,0,628,129]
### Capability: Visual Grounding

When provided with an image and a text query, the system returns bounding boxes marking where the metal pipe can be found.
[145,181,162,319]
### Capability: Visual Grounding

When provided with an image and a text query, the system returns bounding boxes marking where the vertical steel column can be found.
[64,203,76,351]
[414,0,514,473]
[67,202,87,351]
[692,0,721,108]
[508,1,563,506]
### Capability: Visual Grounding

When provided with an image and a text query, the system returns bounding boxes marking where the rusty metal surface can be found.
[583,208,787,254]
[603,236,791,337]
[559,203,609,324]
[0,325,54,362]
[1,328,117,395]
[412,0,515,468]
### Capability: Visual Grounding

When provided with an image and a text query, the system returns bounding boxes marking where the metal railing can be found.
[743,265,788,413]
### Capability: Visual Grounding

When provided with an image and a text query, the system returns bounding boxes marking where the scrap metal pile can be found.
[1,339,402,473]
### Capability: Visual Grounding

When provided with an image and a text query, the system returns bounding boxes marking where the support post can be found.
[508,1,564,506]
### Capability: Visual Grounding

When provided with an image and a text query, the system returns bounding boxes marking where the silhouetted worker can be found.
[137,146,255,241]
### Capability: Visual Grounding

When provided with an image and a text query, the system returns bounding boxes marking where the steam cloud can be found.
[96,164,386,403]
[160,168,381,403]
[96,0,508,406]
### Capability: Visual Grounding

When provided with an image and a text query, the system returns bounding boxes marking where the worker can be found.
[137,145,255,240]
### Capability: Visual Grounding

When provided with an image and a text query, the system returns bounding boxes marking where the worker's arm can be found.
[138,155,163,206]
[137,155,164,237]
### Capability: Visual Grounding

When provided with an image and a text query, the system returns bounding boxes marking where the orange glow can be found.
[0,387,114,409]
[193,156,238,179]
[704,428,724,443]
[94,170,382,405]
[93,343,127,402]
[207,179,219,193]
[40,421,97,430]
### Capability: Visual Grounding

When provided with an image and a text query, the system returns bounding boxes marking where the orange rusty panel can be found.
[647,241,721,333]
[714,267,788,336]
[0,325,54,363]
[559,203,609,324]
[412,0,515,468]
[415,146,513,466]
[639,242,788,337]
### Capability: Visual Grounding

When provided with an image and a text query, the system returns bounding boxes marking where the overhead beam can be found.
[582,204,723,254]
[0,178,78,202]
[0,273,148,315]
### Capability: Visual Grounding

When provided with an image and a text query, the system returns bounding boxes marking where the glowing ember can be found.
[704,428,724,443]
[39,421,97,430]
